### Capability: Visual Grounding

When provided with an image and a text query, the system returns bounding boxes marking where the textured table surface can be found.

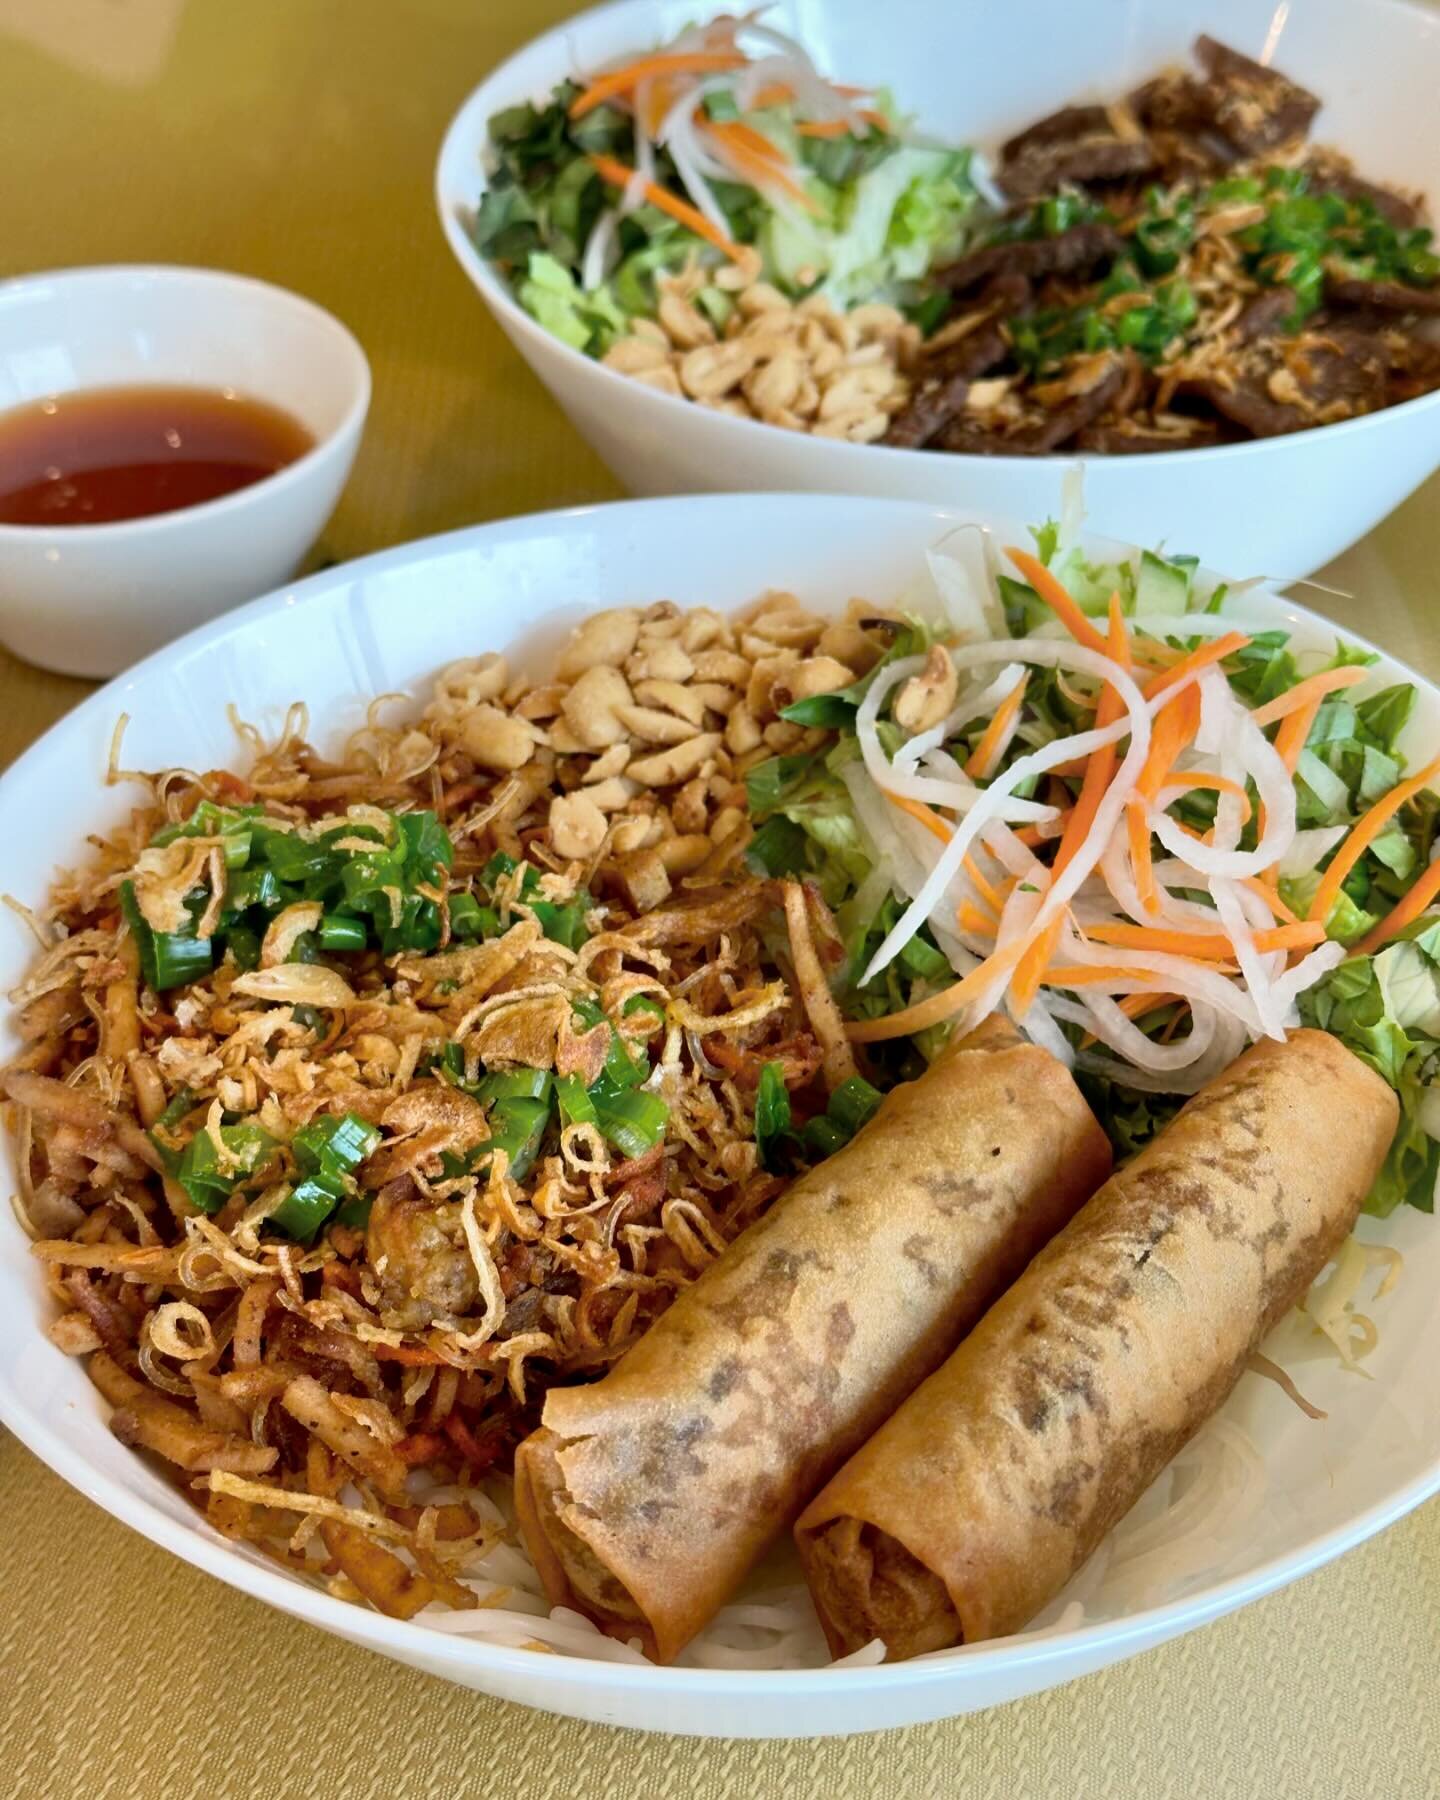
[0,2,1437,1793]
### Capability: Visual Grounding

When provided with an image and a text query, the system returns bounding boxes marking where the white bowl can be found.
[0,265,371,678]
[437,0,1440,579]
[1,493,1437,1737]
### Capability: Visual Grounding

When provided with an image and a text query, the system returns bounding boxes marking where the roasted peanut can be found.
[893,644,959,735]
[561,665,633,750]
[581,743,631,783]
[613,849,672,912]
[584,776,637,812]
[460,705,538,772]
[548,791,608,861]
[672,776,710,835]
[817,622,883,673]
[657,834,712,876]
[626,732,723,788]
[626,641,695,684]
[613,703,696,747]
[769,656,854,710]
[556,609,641,682]
[723,702,763,755]
[633,678,706,727]
[657,292,715,350]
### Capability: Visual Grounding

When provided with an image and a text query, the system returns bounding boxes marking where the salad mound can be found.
[744,513,1440,1221]
[472,13,976,363]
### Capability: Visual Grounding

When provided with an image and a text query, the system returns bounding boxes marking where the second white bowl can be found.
[437,0,1440,578]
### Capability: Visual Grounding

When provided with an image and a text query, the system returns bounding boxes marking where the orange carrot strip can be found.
[1250,664,1370,729]
[1010,597,1131,1014]
[964,855,1006,917]
[964,672,1030,779]
[1084,920,1326,959]
[1141,631,1250,701]
[589,154,744,259]
[845,939,1029,1042]
[1273,700,1324,774]
[706,120,819,209]
[1042,964,1171,988]
[957,902,997,937]
[1004,548,1110,656]
[1308,754,1440,925]
[886,791,951,844]
[1355,857,1440,955]
[1247,877,1298,923]
[570,52,746,117]
[1127,799,1158,914]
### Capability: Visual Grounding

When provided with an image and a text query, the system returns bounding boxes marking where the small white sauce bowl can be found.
[0,265,370,677]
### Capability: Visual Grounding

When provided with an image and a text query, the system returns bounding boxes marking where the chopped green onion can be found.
[754,1061,793,1173]
[119,881,214,993]
[827,1077,884,1137]
[176,1121,277,1215]
[556,1074,599,1127]
[593,1086,669,1160]
[268,1178,345,1243]
[802,1115,850,1159]
[479,1097,551,1181]
[476,1068,554,1105]
[317,913,367,952]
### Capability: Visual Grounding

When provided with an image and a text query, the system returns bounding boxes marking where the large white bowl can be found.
[2,494,1438,1737]
[437,0,1440,579]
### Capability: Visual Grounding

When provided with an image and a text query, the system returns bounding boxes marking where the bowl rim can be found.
[0,262,372,544]
[433,0,1440,476]
[2,488,1438,1693]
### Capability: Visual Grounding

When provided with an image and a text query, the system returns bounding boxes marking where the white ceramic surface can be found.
[0,493,1436,1737]
[437,0,1440,579]
[0,265,370,677]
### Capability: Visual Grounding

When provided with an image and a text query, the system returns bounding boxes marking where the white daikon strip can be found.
[894,662,1024,773]
[1213,877,1283,1040]
[855,658,1057,819]
[1015,991,1075,1065]
[1054,931,1265,1035]
[859,641,1151,984]
[1048,990,1219,1075]
[580,208,620,290]
[1271,939,1347,1016]
[1152,702,1296,878]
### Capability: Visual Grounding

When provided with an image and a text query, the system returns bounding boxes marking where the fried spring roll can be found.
[514,1018,1112,1661]
[794,1030,1398,1661]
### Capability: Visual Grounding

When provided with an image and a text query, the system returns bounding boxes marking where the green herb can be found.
[753,1061,794,1173]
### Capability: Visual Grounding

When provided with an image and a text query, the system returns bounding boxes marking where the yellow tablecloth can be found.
[1,2,1437,1790]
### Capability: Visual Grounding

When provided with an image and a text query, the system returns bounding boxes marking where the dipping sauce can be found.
[0,385,315,527]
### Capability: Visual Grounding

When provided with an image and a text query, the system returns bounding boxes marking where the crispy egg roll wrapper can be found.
[794,1030,1399,1661]
[513,1018,1112,1661]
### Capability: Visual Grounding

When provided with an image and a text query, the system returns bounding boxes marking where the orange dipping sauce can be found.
[0,385,315,527]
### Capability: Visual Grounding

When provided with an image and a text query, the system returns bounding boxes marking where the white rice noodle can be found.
[857,640,1152,983]
[1278,825,1348,879]
[1131,612,1274,642]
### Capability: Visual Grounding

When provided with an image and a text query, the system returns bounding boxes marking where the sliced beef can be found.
[1324,274,1440,316]
[1187,330,1388,437]
[936,353,1131,455]
[886,320,1010,449]
[998,135,1156,202]
[1233,289,1295,343]
[1309,170,1422,230]
[1001,104,1110,161]
[886,282,1023,450]
[1192,34,1321,156]
[1129,72,1207,132]
[1076,419,1224,453]
[935,223,1123,293]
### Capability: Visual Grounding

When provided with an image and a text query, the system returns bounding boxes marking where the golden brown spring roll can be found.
[794,1029,1398,1661]
[514,1018,1112,1661]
